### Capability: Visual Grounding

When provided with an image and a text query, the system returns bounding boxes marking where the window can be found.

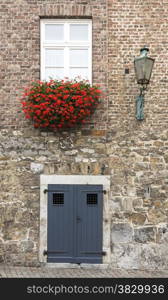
[52,193,64,206]
[40,19,92,82]
[87,193,98,205]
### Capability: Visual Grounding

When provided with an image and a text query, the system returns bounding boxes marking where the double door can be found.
[47,184,103,263]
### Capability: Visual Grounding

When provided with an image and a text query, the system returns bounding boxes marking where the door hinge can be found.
[43,250,66,256]
[81,251,106,256]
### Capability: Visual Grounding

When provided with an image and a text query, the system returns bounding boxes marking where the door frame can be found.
[39,175,111,265]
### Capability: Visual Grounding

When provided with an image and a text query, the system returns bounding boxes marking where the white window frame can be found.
[40,19,92,83]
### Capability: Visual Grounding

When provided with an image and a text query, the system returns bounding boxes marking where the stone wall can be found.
[0,0,168,269]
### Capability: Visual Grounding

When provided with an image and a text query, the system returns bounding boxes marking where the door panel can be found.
[47,184,74,262]
[76,185,103,263]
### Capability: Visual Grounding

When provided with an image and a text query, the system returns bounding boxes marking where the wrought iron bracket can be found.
[43,250,66,256]
[136,85,147,121]
[136,94,144,120]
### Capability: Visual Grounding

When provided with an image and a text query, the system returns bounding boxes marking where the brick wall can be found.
[0,0,168,269]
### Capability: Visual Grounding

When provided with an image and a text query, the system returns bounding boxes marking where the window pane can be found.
[70,24,88,41]
[69,68,89,80]
[70,49,88,67]
[45,49,64,67]
[45,24,64,41]
[45,68,64,80]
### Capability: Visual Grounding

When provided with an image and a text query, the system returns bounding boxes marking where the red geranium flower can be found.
[20,79,103,130]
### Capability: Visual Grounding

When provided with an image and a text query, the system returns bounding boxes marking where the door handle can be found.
[76,216,81,222]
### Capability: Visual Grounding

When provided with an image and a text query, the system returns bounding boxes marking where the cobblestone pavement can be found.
[0,265,168,278]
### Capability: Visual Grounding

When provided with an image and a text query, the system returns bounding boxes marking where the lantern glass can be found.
[134,50,154,85]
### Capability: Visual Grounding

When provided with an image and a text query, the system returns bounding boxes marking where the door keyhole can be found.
[76,216,81,222]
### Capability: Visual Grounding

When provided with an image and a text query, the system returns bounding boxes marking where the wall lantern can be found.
[134,46,155,120]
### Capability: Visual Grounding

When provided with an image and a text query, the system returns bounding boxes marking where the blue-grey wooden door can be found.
[47,184,74,263]
[47,184,103,263]
[75,185,103,263]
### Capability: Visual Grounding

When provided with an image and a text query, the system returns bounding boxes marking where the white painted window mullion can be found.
[64,47,69,78]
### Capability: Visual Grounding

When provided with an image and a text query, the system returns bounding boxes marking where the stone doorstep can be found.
[81,264,109,270]
[42,263,109,270]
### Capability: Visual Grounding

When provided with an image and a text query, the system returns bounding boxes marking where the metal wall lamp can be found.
[134,46,155,120]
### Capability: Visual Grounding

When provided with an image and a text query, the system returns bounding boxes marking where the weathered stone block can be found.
[140,244,164,270]
[156,224,168,243]
[133,198,143,209]
[134,227,156,243]
[131,213,147,225]
[30,162,44,174]
[150,188,165,199]
[88,130,106,137]
[111,223,133,243]
[20,240,34,252]
[121,197,133,212]
[13,130,23,136]
[64,150,78,156]
[81,148,95,154]
[148,208,167,224]
[164,153,168,163]
[2,222,28,241]
[112,244,140,269]
[0,242,4,262]
[110,198,122,212]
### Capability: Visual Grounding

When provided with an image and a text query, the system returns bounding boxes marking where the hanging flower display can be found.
[20,79,102,130]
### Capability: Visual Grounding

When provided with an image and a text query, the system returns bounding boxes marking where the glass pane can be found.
[70,24,88,41]
[45,49,64,67]
[70,49,88,67]
[45,68,64,80]
[144,58,154,82]
[69,68,89,80]
[45,24,64,41]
